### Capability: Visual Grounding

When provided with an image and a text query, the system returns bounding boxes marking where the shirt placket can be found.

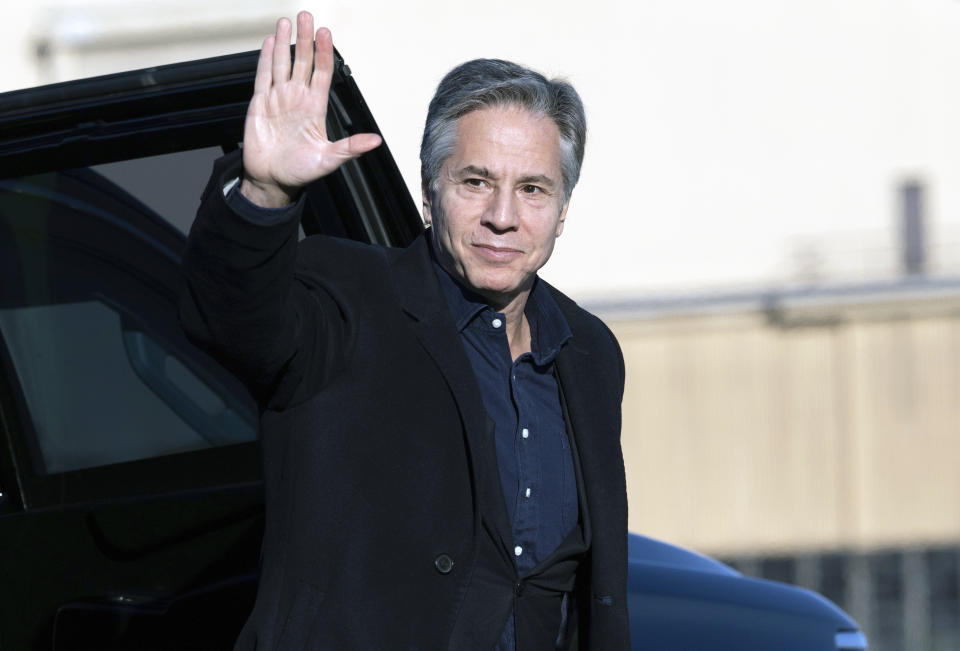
[511,357,539,575]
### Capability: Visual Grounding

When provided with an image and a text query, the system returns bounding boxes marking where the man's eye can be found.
[465,178,486,188]
[521,184,542,195]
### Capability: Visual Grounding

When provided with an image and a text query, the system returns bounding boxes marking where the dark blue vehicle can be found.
[0,49,867,650]
[627,534,867,649]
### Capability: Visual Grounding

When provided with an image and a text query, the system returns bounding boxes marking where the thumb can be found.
[328,133,383,164]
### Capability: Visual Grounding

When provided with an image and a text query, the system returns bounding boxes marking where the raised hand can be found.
[240,12,382,208]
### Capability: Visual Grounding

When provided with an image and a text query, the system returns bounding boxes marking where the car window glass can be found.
[0,165,257,477]
[0,301,253,473]
[93,148,307,240]
[93,147,222,235]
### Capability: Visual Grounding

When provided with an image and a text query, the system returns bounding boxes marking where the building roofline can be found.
[587,274,960,322]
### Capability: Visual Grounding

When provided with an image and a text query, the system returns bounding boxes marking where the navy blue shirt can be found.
[432,248,579,650]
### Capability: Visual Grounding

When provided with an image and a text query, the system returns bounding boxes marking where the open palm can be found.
[240,13,381,207]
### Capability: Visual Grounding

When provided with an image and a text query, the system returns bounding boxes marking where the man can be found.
[180,11,629,650]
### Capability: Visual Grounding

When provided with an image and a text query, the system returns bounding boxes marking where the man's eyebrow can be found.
[517,174,557,188]
[456,165,494,179]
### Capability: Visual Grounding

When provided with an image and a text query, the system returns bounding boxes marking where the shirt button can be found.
[525,487,531,498]
[522,428,529,439]
[491,318,503,328]
[434,554,454,574]
[514,545,523,557]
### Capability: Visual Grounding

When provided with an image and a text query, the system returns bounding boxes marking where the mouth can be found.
[472,243,523,262]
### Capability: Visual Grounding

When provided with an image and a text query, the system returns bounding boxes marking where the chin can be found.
[461,265,533,302]
[471,279,524,303]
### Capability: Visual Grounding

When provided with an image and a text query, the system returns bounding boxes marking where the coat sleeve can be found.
[178,150,349,409]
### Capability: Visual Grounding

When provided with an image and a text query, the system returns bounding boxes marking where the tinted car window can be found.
[93,147,223,235]
[0,162,257,476]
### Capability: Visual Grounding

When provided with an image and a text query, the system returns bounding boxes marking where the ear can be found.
[421,179,433,226]
[556,201,569,237]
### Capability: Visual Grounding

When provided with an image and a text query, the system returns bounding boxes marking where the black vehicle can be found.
[0,49,867,650]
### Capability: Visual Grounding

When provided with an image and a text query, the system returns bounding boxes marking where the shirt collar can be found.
[428,232,572,364]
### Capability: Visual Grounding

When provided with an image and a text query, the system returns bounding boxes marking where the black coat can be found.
[180,154,630,650]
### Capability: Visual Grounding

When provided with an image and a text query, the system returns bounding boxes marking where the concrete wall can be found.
[610,292,960,556]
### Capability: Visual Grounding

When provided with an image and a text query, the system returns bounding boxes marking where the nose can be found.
[481,188,519,232]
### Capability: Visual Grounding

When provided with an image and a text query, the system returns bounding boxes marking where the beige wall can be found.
[609,293,960,557]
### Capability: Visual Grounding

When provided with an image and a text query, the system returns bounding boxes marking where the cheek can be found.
[531,213,563,244]
[438,202,479,238]
[536,238,557,263]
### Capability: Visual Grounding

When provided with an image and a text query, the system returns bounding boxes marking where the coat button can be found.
[434,554,454,574]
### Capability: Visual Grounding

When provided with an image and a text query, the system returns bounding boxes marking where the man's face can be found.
[423,105,569,310]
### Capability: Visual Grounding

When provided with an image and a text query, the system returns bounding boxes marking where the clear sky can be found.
[5,0,960,299]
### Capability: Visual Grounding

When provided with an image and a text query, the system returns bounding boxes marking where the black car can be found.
[0,48,867,650]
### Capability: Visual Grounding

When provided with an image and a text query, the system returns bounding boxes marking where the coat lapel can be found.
[554,341,596,500]
[388,234,514,552]
[553,300,626,558]
[552,297,630,648]
[551,292,624,513]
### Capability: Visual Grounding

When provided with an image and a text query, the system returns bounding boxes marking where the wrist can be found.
[239,176,296,209]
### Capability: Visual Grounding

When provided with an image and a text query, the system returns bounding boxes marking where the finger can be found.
[272,17,292,83]
[254,35,274,94]
[310,27,334,97]
[291,11,315,85]
[327,133,383,165]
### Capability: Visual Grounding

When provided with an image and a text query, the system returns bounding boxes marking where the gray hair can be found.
[419,58,586,206]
